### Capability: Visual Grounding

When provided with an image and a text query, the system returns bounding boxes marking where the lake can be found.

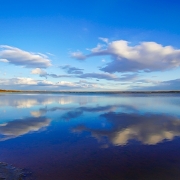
[0,93,180,180]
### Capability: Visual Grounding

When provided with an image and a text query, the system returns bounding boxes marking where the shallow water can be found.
[0,93,180,180]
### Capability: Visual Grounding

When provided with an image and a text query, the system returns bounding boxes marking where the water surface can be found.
[0,93,180,179]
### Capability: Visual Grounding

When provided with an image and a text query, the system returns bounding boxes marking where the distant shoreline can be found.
[1,89,180,94]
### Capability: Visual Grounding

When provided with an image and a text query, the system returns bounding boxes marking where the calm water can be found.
[0,93,180,180]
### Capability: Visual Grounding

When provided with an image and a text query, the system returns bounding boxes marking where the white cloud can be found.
[31,68,47,76]
[0,59,9,63]
[77,72,119,80]
[70,51,86,60]
[99,37,109,43]
[0,77,101,90]
[0,77,38,85]
[31,68,49,79]
[0,77,55,87]
[31,67,132,82]
[31,68,70,79]
[0,45,52,68]
[77,72,138,81]
[89,44,104,53]
[71,40,180,73]
[56,81,76,87]
[55,80,98,88]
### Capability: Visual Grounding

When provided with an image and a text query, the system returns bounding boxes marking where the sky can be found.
[0,0,180,91]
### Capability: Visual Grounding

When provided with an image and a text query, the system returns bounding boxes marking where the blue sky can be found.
[1,0,180,91]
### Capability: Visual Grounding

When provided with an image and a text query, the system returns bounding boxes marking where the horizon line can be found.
[1,89,180,93]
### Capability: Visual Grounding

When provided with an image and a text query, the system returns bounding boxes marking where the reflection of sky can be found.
[0,116,51,141]
[0,93,98,107]
[73,112,180,145]
[1,93,180,117]
[1,93,180,179]
[1,93,180,144]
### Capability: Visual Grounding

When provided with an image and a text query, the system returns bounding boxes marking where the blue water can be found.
[0,93,180,179]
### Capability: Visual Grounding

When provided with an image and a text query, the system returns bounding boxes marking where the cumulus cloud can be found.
[0,77,102,90]
[31,67,137,82]
[31,68,47,76]
[0,59,9,63]
[70,51,86,60]
[0,78,52,87]
[48,74,70,78]
[0,45,52,68]
[136,78,180,91]
[55,80,99,89]
[56,81,77,87]
[0,117,51,141]
[73,112,180,145]
[0,77,38,85]
[31,68,70,78]
[77,72,138,81]
[71,40,180,73]
[77,72,118,80]
[60,65,84,74]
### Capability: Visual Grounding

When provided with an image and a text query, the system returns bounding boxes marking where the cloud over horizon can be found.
[77,72,138,81]
[0,77,101,90]
[71,40,180,73]
[0,45,52,68]
[136,78,180,91]
[31,67,138,82]
[1,40,180,91]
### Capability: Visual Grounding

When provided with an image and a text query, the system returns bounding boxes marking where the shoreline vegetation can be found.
[0,89,180,94]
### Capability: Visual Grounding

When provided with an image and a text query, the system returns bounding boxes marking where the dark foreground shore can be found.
[0,162,32,180]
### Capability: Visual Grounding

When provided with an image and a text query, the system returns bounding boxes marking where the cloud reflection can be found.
[30,104,122,118]
[73,112,180,145]
[0,94,97,108]
[61,110,83,121]
[0,117,51,141]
